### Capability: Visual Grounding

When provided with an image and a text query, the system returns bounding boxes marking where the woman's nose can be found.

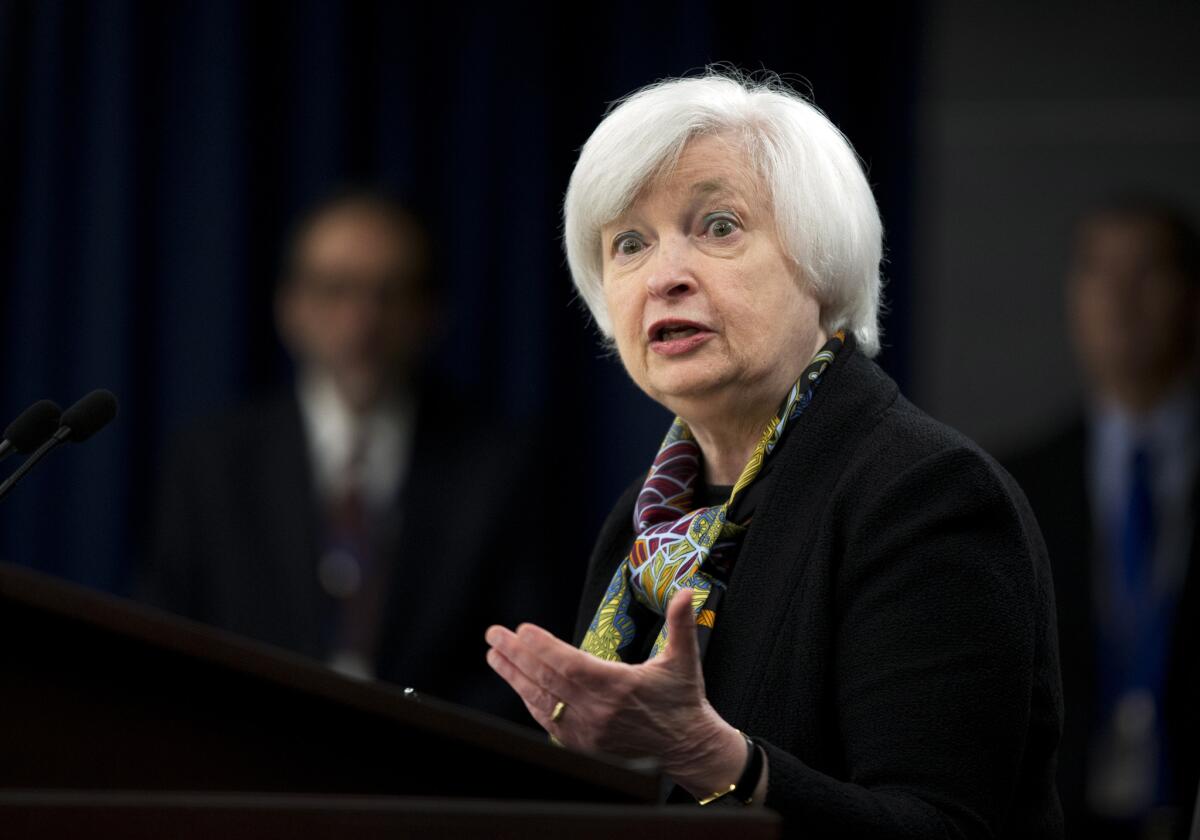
[645,240,697,300]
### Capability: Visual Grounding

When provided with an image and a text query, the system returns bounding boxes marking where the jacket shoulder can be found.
[826,385,1049,585]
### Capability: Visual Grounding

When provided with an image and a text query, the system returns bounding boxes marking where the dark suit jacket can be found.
[145,385,581,722]
[573,342,1064,839]
[1006,419,1200,839]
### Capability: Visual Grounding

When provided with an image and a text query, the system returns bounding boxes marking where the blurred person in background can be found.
[1007,197,1200,840]
[143,189,575,721]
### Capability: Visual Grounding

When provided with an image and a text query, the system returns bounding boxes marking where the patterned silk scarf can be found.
[581,331,844,664]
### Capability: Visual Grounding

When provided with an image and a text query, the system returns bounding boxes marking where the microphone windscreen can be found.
[61,389,119,442]
[4,400,62,452]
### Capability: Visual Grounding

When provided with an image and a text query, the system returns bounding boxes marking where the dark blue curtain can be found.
[0,0,920,594]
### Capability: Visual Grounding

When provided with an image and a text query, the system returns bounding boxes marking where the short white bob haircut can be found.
[563,69,884,357]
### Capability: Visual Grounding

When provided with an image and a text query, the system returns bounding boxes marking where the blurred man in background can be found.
[1008,197,1200,839]
[144,189,576,721]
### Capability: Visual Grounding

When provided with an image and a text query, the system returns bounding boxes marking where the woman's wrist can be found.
[667,713,750,799]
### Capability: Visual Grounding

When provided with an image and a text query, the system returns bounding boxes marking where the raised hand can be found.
[484,587,748,798]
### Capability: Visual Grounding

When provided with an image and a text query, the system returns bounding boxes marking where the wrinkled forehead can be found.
[606,132,768,226]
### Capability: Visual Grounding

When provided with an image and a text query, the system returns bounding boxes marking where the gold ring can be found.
[551,700,567,723]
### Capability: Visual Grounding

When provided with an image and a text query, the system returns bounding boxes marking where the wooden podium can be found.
[0,563,779,838]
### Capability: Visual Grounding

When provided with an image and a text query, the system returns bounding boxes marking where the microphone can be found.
[58,389,119,442]
[0,400,62,463]
[0,390,118,501]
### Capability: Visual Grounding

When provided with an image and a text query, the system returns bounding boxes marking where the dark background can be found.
[7,1,1197,598]
[0,0,919,594]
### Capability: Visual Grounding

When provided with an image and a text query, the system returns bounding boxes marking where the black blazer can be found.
[145,385,581,722]
[1006,419,1200,839]
[573,342,1064,839]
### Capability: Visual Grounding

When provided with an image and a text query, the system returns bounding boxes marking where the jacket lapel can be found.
[702,346,899,723]
[248,393,325,654]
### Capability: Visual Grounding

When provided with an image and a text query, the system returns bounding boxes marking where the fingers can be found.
[486,624,574,704]
[514,623,617,686]
[486,622,611,704]
[508,621,568,651]
[485,645,559,730]
[662,587,702,672]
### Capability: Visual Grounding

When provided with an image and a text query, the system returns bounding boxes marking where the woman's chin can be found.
[642,370,738,415]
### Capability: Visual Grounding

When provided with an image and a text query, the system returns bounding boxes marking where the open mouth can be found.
[648,319,709,341]
[656,326,700,341]
[647,320,714,355]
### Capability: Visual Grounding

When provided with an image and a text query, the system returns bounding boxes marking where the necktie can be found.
[319,430,388,677]
[1119,444,1154,600]
[1091,441,1171,817]
[319,430,370,600]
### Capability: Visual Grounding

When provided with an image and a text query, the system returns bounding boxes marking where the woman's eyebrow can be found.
[690,178,731,197]
[603,216,638,236]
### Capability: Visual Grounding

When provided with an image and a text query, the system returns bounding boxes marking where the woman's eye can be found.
[615,234,644,256]
[705,215,739,238]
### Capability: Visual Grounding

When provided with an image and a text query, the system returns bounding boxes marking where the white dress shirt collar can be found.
[295,372,414,511]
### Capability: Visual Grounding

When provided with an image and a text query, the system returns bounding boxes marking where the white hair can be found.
[562,69,884,356]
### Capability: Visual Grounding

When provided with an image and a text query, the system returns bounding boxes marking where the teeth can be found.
[660,327,699,341]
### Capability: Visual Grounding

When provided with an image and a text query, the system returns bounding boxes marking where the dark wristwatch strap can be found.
[731,732,764,804]
[698,731,764,806]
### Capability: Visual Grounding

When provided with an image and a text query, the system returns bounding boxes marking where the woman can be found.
[485,71,1063,838]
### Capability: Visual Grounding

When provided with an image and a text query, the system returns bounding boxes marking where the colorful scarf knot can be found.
[581,331,843,663]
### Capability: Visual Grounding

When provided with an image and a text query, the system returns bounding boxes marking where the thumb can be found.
[663,587,702,672]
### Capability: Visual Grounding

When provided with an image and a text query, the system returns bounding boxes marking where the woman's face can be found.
[601,134,826,427]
